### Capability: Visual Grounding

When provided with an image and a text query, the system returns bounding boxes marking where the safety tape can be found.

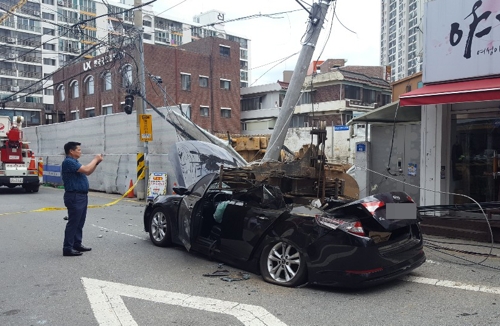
[0,170,145,216]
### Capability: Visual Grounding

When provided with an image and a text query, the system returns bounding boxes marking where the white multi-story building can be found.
[380,0,425,82]
[0,0,250,125]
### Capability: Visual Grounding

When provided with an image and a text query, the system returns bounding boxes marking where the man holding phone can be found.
[61,141,103,256]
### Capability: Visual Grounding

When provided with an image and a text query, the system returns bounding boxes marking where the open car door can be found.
[177,173,216,251]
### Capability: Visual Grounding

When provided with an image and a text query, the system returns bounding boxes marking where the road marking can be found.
[81,278,287,326]
[90,224,148,241]
[402,276,500,295]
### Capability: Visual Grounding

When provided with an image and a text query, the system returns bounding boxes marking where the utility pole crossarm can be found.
[262,0,334,163]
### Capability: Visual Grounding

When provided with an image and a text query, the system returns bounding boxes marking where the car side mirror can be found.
[173,186,190,196]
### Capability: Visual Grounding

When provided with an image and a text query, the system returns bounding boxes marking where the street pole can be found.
[134,0,147,199]
[262,0,333,162]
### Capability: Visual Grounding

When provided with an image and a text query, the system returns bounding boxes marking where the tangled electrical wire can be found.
[351,164,500,270]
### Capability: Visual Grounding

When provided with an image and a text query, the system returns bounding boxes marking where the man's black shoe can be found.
[63,249,82,256]
[74,245,91,252]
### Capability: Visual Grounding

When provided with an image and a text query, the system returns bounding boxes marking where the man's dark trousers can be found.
[63,192,88,252]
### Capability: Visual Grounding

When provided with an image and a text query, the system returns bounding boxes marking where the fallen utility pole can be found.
[262,0,334,162]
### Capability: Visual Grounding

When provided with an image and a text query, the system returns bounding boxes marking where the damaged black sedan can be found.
[143,170,425,288]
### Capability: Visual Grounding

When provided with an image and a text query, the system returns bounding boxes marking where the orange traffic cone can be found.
[127,179,135,198]
[28,153,36,170]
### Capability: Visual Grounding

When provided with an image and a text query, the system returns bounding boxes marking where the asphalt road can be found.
[1,185,500,326]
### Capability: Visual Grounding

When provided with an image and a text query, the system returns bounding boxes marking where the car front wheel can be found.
[149,208,172,247]
[259,240,307,287]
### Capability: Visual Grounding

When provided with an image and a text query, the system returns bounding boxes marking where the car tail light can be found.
[346,221,365,236]
[361,200,385,215]
[315,215,366,237]
[407,195,414,202]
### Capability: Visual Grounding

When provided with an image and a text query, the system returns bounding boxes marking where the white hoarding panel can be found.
[424,0,500,84]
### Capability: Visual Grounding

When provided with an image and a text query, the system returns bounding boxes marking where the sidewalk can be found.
[420,215,500,243]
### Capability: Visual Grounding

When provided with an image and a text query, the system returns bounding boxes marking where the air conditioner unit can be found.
[57,0,64,5]
[10,86,19,92]
[8,53,16,59]
[33,11,40,16]
[72,48,79,53]
[116,13,123,20]
[7,37,16,43]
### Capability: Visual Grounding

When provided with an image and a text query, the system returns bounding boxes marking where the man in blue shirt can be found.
[62,141,103,256]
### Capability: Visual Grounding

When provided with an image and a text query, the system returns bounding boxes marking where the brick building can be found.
[53,37,241,134]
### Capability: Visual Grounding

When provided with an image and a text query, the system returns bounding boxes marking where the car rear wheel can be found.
[149,208,172,247]
[259,240,307,287]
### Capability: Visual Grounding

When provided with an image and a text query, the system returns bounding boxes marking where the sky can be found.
[151,0,381,86]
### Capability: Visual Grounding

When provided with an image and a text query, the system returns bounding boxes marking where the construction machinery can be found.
[0,116,40,192]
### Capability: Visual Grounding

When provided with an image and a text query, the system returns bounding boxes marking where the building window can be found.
[57,84,65,101]
[122,65,133,88]
[406,84,412,92]
[85,75,94,95]
[220,45,230,57]
[241,97,260,111]
[102,105,113,115]
[181,73,191,91]
[241,122,247,131]
[363,89,376,103]
[42,12,54,21]
[85,107,95,118]
[144,34,152,40]
[43,58,56,66]
[43,43,56,51]
[71,110,79,120]
[42,0,54,4]
[221,107,231,118]
[143,20,152,27]
[298,91,312,105]
[183,105,191,119]
[199,76,208,88]
[200,106,209,117]
[43,27,55,35]
[344,85,361,100]
[70,80,79,98]
[44,88,54,95]
[220,79,231,90]
[103,71,112,91]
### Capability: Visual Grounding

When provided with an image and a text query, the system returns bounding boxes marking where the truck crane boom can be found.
[0,0,29,25]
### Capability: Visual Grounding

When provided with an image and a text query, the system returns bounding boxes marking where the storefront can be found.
[399,0,500,210]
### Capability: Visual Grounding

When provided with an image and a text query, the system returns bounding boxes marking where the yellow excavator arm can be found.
[0,0,29,25]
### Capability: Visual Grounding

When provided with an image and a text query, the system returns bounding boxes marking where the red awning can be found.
[399,77,500,107]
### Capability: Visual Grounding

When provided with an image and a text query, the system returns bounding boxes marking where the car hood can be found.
[169,140,246,188]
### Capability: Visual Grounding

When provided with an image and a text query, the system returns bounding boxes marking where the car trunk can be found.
[326,192,421,247]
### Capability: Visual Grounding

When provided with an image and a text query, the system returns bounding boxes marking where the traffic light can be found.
[124,94,134,114]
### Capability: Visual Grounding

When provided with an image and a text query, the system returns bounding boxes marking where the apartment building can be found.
[240,60,392,135]
[380,0,425,82]
[0,0,250,125]
[53,37,242,134]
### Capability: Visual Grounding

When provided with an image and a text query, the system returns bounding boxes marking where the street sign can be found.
[334,125,349,131]
[356,143,366,152]
[139,114,152,141]
[147,172,167,200]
